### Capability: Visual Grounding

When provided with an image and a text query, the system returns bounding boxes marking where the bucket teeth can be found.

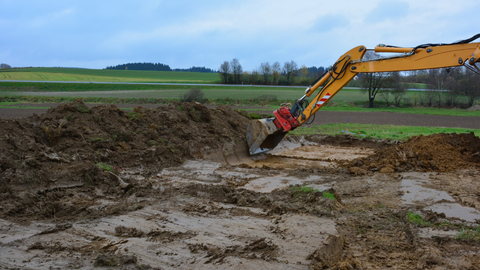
[246,118,286,155]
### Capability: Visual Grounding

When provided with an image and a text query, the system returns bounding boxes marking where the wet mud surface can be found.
[1,101,480,269]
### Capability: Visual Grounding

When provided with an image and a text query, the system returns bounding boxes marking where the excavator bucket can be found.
[246,118,287,155]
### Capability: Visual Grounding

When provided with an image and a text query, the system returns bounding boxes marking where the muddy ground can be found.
[1,101,480,269]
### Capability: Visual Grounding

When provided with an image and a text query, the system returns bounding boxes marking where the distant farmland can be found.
[0,67,220,84]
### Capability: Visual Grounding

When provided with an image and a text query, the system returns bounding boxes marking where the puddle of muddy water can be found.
[401,173,454,205]
[426,203,480,223]
[400,172,480,223]
[417,227,459,238]
[242,175,333,193]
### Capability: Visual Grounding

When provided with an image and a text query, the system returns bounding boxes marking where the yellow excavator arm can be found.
[247,34,480,155]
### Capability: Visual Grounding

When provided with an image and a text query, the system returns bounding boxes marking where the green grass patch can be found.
[1,82,479,117]
[290,186,336,200]
[127,111,141,121]
[455,225,480,241]
[407,212,432,226]
[248,112,262,119]
[0,67,220,83]
[322,191,336,200]
[95,162,113,171]
[290,123,480,140]
[322,104,480,117]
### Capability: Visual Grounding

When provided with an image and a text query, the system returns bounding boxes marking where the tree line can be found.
[357,53,480,108]
[218,58,326,85]
[106,62,216,73]
[219,54,480,107]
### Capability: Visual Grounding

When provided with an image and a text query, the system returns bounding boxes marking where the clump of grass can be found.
[127,111,140,121]
[290,186,336,200]
[291,186,319,193]
[76,104,91,113]
[147,140,157,146]
[248,112,262,119]
[88,137,106,143]
[322,191,336,200]
[96,162,113,171]
[455,226,480,241]
[407,212,432,226]
[180,88,205,103]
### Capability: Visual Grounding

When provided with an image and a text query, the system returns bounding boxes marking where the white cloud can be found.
[28,8,74,28]
[1,0,478,69]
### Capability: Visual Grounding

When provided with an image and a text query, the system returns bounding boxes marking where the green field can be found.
[1,68,479,118]
[0,68,220,83]
[290,123,480,140]
[2,84,479,117]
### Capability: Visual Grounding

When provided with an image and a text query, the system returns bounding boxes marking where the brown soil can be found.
[1,101,480,269]
[0,100,249,222]
[344,132,480,173]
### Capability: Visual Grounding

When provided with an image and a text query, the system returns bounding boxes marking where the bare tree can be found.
[379,89,392,106]
[421,89,437,107]
[443,67,462,107]
[390,72,407,107]
[460,68,480,107]
[230,58,243,84]
[0,63,12,69]
[427,68,449,107]
[282,61,298,85]
[358,52,391,108]
[218,61,231,84]
[272,61,281,85]
[259,62,271,85]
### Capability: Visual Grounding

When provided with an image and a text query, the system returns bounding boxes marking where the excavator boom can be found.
[247,34,480,155]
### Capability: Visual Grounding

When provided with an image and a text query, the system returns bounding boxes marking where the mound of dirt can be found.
[0,100,250,220]
[346,132,480,173]
[466,104,480,111]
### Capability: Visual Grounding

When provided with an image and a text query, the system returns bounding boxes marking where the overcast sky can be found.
[1,0,479,71]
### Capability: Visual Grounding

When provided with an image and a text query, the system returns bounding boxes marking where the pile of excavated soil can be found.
[347,132,480,173]
[0,100,250,220]
[466,104,480,111]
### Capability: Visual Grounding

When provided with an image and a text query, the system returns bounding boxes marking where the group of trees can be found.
[107,62,172,71]
[358,52,480,107]
[106,62,215,73]
[173,66,215,73]
[218,59,326,85]
[219,53,480,107]
[0,63,12,69]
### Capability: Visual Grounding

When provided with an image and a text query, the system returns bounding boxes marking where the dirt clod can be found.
[307,235,360,270]
[94,254,137,267]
